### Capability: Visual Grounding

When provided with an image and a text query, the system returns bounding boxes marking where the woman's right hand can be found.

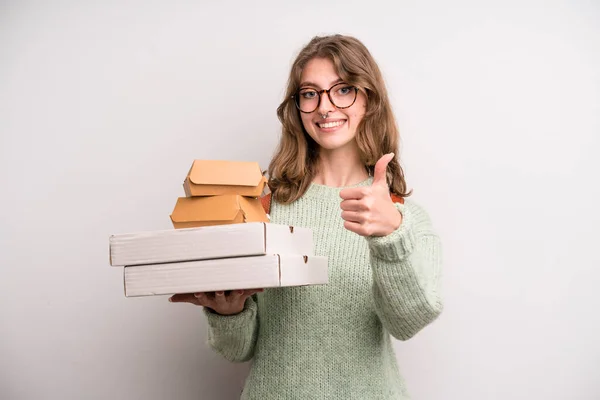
[169,289,264,316]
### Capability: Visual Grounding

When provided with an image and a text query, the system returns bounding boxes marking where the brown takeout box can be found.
[183,160,268,197]
[170,195,268,229]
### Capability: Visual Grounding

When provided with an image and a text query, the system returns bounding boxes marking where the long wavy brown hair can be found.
[267,34,411,204]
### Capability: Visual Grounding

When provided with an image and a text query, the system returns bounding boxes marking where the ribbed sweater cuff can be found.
[203,297,257,331]
[366,203,416,261]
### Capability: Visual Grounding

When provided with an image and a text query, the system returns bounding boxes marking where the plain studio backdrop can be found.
[1,1,599,399]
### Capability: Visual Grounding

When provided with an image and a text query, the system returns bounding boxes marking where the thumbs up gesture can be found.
[339,153,403,237]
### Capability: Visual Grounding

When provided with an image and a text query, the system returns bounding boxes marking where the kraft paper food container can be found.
[183,160,268,197]
[169,194,268,229]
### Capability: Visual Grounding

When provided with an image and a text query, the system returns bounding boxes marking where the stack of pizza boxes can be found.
[108,160,328,297]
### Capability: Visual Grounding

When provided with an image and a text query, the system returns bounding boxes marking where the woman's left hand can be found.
[340,153,403,237]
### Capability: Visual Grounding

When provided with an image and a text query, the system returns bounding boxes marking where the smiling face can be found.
[298,57,367,153]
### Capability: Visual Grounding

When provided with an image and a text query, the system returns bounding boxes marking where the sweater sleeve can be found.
[202,295,259,362]
[365,201,443,340]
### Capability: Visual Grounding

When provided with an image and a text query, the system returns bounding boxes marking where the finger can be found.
[343,220,367,236]
[229,289,244,303]
[243,288,264,298]
[194,292,214,307]
[213,291,227,306]
[373,153,394,186]
[341,210,365,223]
[340,187,369,200]
[340,199,367,212]
[229,289,263,308]
[169,293,200,305]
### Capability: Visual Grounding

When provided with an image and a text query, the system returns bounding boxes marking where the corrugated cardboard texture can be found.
[170,195,268,229]
[184,160,267,197]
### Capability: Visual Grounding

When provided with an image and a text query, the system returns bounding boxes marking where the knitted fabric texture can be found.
[203,178,443,399]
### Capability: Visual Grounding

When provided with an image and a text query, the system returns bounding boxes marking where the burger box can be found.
[183,159,268,197]
[169,195,268,229]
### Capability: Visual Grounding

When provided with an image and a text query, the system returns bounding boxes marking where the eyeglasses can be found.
[291,83,359,113]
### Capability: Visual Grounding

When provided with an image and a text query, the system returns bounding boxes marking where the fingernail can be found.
[237,290,244,294]
[216,291,224,296]
[168,297,173,302]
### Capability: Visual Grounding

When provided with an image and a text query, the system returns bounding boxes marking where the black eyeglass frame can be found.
[291,83,359,113]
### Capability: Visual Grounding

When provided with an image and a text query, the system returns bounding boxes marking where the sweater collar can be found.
[302,177,374,201]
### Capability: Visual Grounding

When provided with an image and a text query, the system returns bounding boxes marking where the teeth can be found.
[319,120,344,129]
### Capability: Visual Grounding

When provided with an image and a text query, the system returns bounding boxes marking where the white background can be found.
[1,1,599,399]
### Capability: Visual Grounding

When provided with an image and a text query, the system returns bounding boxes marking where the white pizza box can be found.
[109,222,313,267]
[123,254,328,297]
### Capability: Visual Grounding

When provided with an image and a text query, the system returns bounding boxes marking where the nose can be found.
[317,90,335,115]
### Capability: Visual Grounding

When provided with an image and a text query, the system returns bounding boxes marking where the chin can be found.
[315,136,356,151]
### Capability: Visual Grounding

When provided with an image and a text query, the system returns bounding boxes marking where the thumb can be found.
[373,153,394,186]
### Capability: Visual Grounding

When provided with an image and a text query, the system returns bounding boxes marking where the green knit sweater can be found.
[203,178,443,399]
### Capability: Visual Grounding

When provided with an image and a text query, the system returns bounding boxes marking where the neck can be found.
[312,145,369,187]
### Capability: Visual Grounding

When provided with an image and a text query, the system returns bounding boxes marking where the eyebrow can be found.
[299,78,344,89]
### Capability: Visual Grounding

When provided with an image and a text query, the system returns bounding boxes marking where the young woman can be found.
[170,34,443,399]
